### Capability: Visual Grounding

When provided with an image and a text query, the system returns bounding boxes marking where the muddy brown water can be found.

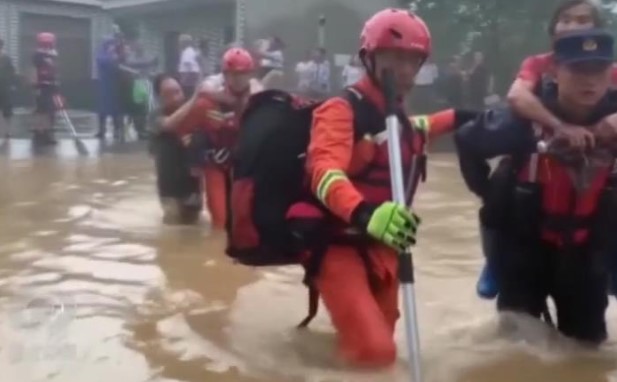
[1,138,617,382]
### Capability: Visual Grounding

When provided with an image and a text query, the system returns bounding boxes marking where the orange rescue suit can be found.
[306,76,455,367]
[181,92,241,229]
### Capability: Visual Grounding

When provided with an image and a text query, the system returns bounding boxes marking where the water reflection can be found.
[0,146,617,382]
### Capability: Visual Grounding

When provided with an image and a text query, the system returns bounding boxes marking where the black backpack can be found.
[226,88,383,266]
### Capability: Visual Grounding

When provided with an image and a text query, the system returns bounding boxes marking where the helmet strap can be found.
[360,50,380,86]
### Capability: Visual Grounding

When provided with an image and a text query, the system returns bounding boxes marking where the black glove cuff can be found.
[350,202,376,232]
[454,109,479,129]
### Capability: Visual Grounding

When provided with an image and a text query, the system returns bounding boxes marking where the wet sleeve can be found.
[453,107,538,199]
[409,109,456,140]
[171,98,210,136]
[516,56,542,84]
[307,97,365,223]
[454,106,536,160]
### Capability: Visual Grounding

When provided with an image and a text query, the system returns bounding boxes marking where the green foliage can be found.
[403,0,617,91]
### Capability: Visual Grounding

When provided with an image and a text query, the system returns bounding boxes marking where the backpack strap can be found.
[241,90,291,116]
[296,89,388,329]
[342,87,385,140]
[297,241,329,329]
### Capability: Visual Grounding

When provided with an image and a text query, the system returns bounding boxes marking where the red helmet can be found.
[222,48,255,72]
[37,32,56,49]
[360,9,431,56]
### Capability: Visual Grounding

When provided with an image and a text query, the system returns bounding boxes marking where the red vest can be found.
[518,153,611,247]
[348,113,427,207]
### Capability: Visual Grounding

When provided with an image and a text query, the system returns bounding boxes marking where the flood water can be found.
[2,138,617,382]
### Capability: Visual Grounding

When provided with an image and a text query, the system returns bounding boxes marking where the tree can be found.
[404,0,617,92]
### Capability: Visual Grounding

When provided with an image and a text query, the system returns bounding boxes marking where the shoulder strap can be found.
[342,87,385,140]
[241,90,293,119]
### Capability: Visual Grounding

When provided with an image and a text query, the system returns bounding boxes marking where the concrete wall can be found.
[0,0,113,108]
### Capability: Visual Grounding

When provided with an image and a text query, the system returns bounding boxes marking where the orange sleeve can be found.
[427,109,455,139]
[409,109,455,140]
[175,97,211,135]
[306,97,365,223]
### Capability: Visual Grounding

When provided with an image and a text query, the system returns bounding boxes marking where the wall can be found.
[0,0,113,108]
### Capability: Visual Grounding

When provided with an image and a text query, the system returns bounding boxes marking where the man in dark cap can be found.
[455,29,617,345]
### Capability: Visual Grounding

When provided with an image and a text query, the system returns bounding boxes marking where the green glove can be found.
[352,201,421,252]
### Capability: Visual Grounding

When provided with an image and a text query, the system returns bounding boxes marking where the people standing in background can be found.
[178,34,201,95]
[341,54,364,87]
[116,38,135,138]
[295,50,314,95]
[0,38,16,138]
[126,41,158,140]
[148,73,202,225]
[307,47,330,100]
[256,36,285,89]
[95,38,123,139]
[31,32,59,145]
[468,51,492,109]
[442,55,464,109]
[197,36,213,77]
[413,57,438,112]
[256,36,285,77]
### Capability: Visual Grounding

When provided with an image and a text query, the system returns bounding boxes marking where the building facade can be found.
[107,0,236,75]
[0,0,112,108]
[0,0,396,108]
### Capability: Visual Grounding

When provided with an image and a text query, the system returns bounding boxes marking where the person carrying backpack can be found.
[301,8,450,368]
[226,9,477,369]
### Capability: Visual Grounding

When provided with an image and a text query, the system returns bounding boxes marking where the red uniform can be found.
[179,92,243,229]
[176,47,256,229]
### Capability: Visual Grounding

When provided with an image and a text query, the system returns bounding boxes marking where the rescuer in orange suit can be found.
[306,9,466,367]
[173,47,258,229]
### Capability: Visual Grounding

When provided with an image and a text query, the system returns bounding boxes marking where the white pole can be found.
[382,70,423,382]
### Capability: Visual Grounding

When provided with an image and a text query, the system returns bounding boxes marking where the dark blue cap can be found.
[553,29,614,66]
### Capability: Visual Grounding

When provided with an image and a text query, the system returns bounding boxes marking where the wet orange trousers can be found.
[315,244,400,368]
[202,165,229,230]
